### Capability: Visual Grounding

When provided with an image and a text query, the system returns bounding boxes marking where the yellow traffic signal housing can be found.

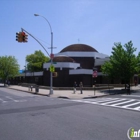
[52,72,58,77]
[21,32,28,42]
[16,32,22,42]
[16,32,28,43]
[24,34,28,42]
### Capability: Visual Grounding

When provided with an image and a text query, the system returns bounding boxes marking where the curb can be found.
[7,87,109,99]
[8,87,48,96]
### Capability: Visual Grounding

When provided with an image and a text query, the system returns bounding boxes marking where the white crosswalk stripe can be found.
[111,99,135,106]
[133,106,140,111]
[0,98,7,103]
[122,95,140,98]
[101,99,126,105]
[72,98,140,112]
[122,102,140,108]
[90,98,120,103]
[0,96,27,103]
[6,96,19,102]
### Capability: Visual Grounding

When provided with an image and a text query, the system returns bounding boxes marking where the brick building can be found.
[10,44,111,87]
[43,44,109,87]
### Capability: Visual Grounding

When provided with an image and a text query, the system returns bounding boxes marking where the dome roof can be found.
[53,56,75,63]
[60,44,98,53]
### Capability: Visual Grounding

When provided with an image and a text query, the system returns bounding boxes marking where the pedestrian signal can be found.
[52,72,58,77]
[93,70,98,77]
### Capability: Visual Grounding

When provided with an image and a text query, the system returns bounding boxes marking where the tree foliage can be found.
[101,41,138,84]
[0,56,19,82]
[136,52,140,77]
[26,50,49,72]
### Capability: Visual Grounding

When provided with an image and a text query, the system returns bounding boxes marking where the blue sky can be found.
[0,0,140,70]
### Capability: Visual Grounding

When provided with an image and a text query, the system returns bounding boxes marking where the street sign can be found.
[50,65,55,72]
[93,70,98,77]
[19,70,24,74]
[50,53,54,59]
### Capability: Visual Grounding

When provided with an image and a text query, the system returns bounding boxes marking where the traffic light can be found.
[16,32,22,42]
[24,34,28,42]
[21,32,28,42]
[16,32,18,41]
[52,72,58,77]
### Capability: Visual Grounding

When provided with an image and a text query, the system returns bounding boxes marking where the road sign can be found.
[50,53,54,59]
[93,70,98,77]
[19,70,24,74]
[50,65,55,72]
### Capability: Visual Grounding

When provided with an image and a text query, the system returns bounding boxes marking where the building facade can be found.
[11,44,126,87]
[43,44,109,87]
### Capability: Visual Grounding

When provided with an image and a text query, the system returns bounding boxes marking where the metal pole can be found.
[34,14,53,95]
[24,60,27,83]
[94,79,96,96]
[21,28,50,57]
[50,32,53,95]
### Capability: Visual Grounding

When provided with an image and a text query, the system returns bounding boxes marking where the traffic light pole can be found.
[21,24,54,95]
[21,28,50,57]
[34,14,54,95]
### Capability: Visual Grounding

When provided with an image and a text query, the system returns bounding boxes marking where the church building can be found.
[43,44,109,87]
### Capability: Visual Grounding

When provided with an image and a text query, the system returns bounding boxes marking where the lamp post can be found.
[24,66,26,82]
[34,14,53,95]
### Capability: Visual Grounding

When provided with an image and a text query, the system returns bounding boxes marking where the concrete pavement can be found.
[5,84,140,99]
[0,82,138,99]
[7,85,106,99]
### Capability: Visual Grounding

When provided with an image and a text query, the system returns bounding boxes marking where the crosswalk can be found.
[0,96,27,103]
[72,98,140,112]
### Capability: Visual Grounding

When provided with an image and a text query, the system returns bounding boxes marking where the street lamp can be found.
[34,14,53,95]
[24,66,26,82]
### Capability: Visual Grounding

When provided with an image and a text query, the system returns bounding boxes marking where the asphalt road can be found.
[0,87,139,140]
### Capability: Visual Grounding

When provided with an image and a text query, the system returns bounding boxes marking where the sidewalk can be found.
[7,85,140,99]
[7,85,109,99]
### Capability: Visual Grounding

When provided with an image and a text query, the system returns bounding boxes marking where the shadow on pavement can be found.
[100,88,140,95]
[100,89,127,95]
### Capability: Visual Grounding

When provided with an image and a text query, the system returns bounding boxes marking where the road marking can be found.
[5,96,27,103]
[6,96,20,102]
[133,106,140,110]
[0,98,7,103]
[71,98,140,112]
[17,100,27,102]
[101,99,126,105]
[122,95,140,98]
[122,102,140,108]
[90,98,120,103]
[110,99,135,106]
[82,98,113,101]
[72,98,119,104]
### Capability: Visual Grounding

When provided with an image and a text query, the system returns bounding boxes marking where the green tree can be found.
[135,52,140,77]
[0,56,19,85]
[26,50,49,72]
[101,41,138,85]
